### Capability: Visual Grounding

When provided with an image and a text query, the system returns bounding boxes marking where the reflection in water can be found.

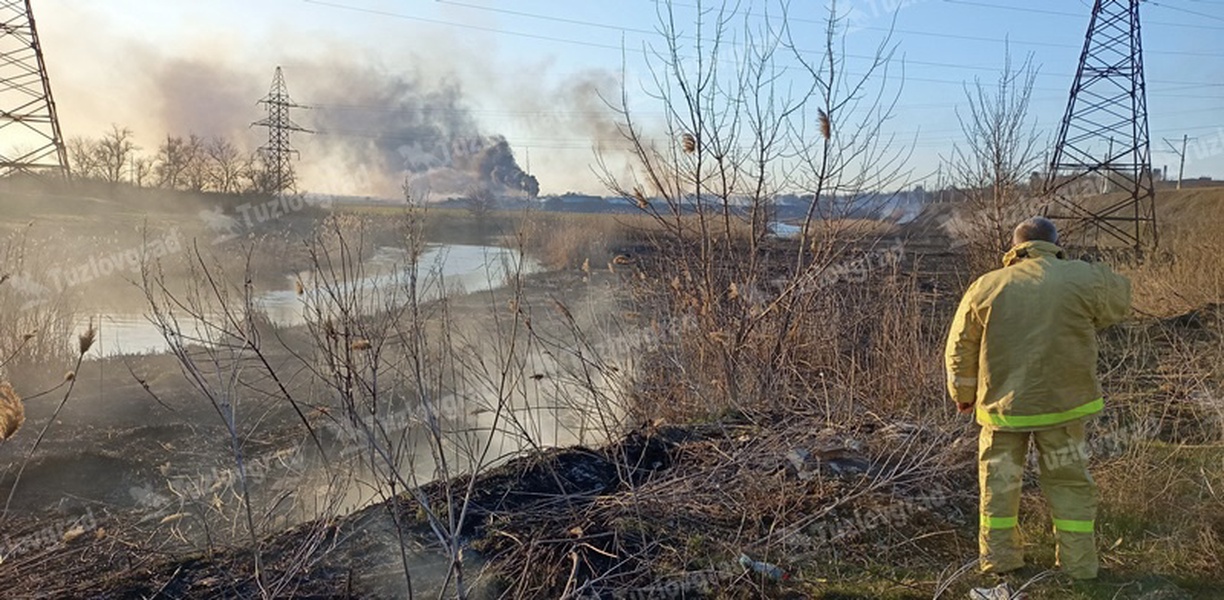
[79,244,540,358]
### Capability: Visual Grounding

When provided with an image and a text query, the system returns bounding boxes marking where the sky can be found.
[29,0,1224,197]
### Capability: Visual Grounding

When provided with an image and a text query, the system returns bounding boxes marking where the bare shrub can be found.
[596,1,912,419]
[137,189,637,598]
[944,48,1045,276]
[0,225,75,380]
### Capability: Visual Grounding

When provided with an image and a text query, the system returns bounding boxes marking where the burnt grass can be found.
[2,424,693,598]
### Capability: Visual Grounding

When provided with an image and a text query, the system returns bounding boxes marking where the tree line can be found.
[67,125,286,194]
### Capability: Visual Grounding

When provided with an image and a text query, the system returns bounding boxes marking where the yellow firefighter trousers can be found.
[978,420,1099,579]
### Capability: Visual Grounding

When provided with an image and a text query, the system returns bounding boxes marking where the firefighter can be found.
[945,216,1131,579]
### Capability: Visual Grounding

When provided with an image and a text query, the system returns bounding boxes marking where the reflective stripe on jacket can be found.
[944,240,1132,430]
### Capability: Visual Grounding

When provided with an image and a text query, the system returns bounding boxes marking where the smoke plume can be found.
[34,5,627,197]
[304,67,538,197]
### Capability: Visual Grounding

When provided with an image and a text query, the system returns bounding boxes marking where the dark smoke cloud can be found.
[300,66,539,197]
[462,136,539,197]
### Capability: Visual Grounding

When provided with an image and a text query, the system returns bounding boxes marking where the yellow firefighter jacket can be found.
[945,240,1132,430]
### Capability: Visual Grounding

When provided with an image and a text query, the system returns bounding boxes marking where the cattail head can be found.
[681,132,697,154]
[818,109,831,140]
[0,381,25,440]
[78,320,96,355]
[633,187,649,209]
[62,526,86,543]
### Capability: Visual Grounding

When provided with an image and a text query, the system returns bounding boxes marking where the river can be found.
[76,243,541,357]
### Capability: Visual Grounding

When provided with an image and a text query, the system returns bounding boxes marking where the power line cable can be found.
[302,0,630,52]
[852,23,1220,58]
[658,0,1224,31]
[1147,0,1224,23]
[435,0,1223,86]
[304,0,1224,95]
[942,0,1224,29]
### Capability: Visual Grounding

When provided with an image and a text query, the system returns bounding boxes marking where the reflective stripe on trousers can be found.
[976,397,1104,429]
[978,420,1099,579]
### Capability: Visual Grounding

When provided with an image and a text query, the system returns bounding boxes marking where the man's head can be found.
[1012,216,1058,247]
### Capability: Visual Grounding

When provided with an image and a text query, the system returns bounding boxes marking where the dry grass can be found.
[621,220,941,426]
[0,226,77,387]
[1092,443,1224,576]
[1121,188,1224,316]
[516,212,631,270]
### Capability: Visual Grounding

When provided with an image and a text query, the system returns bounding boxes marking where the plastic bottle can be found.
[738,553,786,581]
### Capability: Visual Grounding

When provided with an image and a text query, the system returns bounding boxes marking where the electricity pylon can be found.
[1042,0,1157,251]
[252,66,310,195]
[0,0,70,178]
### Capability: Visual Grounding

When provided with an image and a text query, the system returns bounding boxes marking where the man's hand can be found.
[956,402,974,415]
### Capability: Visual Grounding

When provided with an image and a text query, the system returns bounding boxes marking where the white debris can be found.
[970,583,1026,600]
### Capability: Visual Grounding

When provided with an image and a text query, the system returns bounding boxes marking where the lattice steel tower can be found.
[252,66,310,195]
[0,0,69,178]
[1043,0,1156,251]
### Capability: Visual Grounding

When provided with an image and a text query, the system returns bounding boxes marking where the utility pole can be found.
[252,66,311,195]
[1163,134,1193,190]
[0,0,70,178]
[1042,0,1157,252]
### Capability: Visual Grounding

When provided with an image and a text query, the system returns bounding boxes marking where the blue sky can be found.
[34,0,1224,195]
